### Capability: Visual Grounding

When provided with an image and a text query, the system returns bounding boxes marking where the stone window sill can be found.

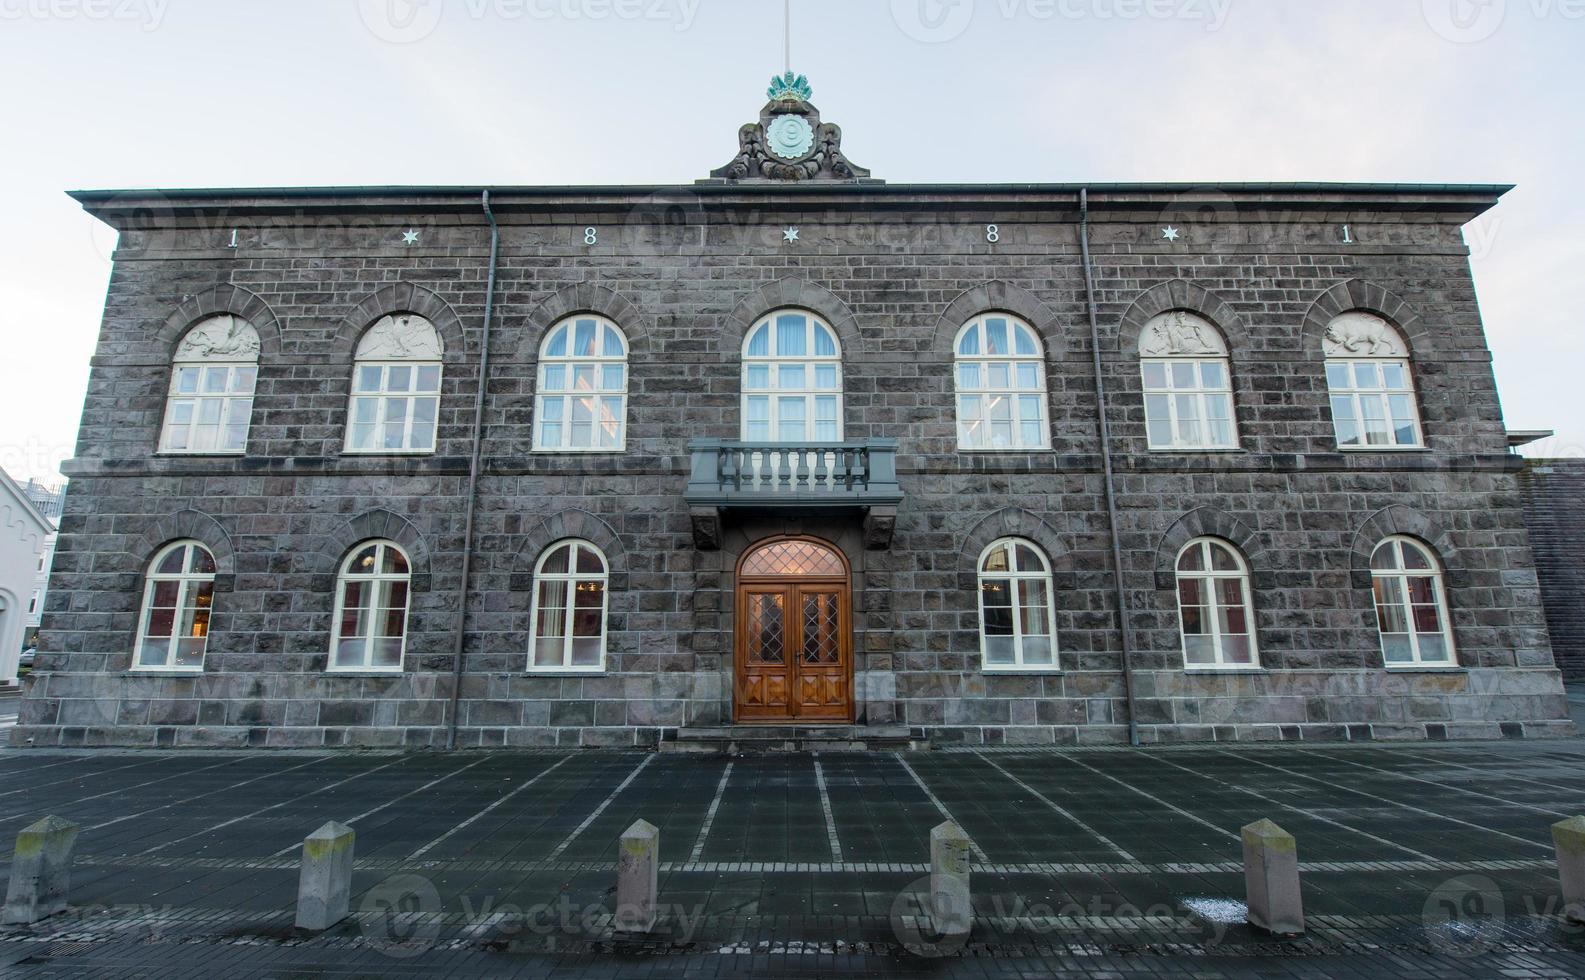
[324,670,405,677]
[1146,448,1247,455]
[1183,667,1264,674]
[1337,445,1428,453]
[1383,665,1466,673]
[982,669,1063,676]
[119,670,204,677]
[525,669,609,677]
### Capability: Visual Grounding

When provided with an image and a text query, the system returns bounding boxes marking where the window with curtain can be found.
[977,538,1058,671]
[954,314,1049,451]
[1175,538,1259,669]
[1371,536,1456,667]
[529,540,610,672]
[331,541,411,672]
[741,311,842,443]
[135,541,216,671]
[534,316,629,451]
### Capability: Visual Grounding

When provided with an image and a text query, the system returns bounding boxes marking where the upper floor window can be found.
[1140,311,1237,451]
[1323,312,1423,449]
[135,541,216,672]
[1175,538,1258,669]
[535,316,628,452]
[977,538,1058,672]
[955,314,1049,451]
[160,315,260,455]
[529,540,610,673]
[346,314,443,454]
[331,541,411,673]
[742,311,842,443]
[1371,536,1455,668]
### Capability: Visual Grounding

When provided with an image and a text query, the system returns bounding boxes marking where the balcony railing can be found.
[683,439,903,509]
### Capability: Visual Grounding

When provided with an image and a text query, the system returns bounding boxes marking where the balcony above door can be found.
[682,439,904,551]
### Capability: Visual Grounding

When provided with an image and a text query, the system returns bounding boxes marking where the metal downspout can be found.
[1078,188,1142,747]
[446,190,500,751]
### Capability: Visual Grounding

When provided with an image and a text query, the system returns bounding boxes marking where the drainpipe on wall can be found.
[446,190,501,751]
[1078,188,1142,748]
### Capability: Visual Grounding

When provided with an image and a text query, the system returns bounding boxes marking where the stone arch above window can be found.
[1303,280,1429,357]
[958,509,1074,591]
[727,279,863,357]
[126,509,236,578]
[174,315,262,361]
[521,282,646,358]
[1116,281,1245,354]
[931,281,1063,356]
[1349,505,1461,589]
[1154,508,1262,589]
[155,284,281,361]
[314,510,432,590]
[333,283,466,363]
[356,314,443,360]
[509,509,627,592]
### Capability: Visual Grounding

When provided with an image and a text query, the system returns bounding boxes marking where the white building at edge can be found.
[21,480,66,639]
[0,471,53,685]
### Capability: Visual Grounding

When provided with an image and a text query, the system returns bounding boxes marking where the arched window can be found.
[331,541,411,672]
[976,538,1057,671]
[346,314,443,453]
[1139,311,1237,451]
[954,314,1049,451]
[742,310,842,443]
[1175,538,1258,669]
[135,541,216,671]
[529,540,610,672]
[160,315,260,454]
[534,316,628,452]
[1323,312,1423,449]
[1371,536,1455,667]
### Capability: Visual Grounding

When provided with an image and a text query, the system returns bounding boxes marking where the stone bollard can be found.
[615,819,659,934]
[1242,818,1304,936]
[1553,816,1585,924]
[295,821,356,932]
[2,816,81,925]
[929,820,973,938]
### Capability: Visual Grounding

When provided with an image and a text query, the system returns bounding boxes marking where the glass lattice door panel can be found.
[736,587,793,719]
[791,585,849,721]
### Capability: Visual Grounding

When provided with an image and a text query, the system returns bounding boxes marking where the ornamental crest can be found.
[708,74,875,183]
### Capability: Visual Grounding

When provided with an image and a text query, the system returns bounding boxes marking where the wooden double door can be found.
[734,537,853,723]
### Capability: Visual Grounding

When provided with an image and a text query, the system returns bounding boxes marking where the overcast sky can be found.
[2,0,1580,483]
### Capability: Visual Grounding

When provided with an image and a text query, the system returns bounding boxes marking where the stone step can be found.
[659,724,926,754]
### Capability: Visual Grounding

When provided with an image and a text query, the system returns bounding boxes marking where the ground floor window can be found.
[331,541,411,672]
[529,540,609,672]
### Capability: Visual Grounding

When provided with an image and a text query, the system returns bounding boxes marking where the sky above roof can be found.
[2,0,1580,480]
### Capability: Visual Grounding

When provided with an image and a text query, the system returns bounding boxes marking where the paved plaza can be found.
[1,731,1584,977]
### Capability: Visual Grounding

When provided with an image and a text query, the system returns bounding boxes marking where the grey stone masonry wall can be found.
[1520,459,1585,679]
[13,183,1573,749]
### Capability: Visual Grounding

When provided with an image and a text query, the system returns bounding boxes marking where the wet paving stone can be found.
[0,736,1583,976]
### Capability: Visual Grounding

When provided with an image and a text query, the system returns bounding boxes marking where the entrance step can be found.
[659,725,926,755]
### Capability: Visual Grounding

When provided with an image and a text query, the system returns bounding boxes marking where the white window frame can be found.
[1142,358,1238,451]
[528,539,611,674]
[1326,358,1424,450]
[329,541,412,674]
[741,310,843,444]
[133,541,216,673]
[976,537,1060,673]
[1371,536,1458,669]
[345,362,443,455]
[953,314,1050,452]
[1174,538,1260,671]
[533,316,629,453]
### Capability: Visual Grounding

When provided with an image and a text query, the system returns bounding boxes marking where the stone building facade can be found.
[13,87,1576,749]
[1520,459,1585,680]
